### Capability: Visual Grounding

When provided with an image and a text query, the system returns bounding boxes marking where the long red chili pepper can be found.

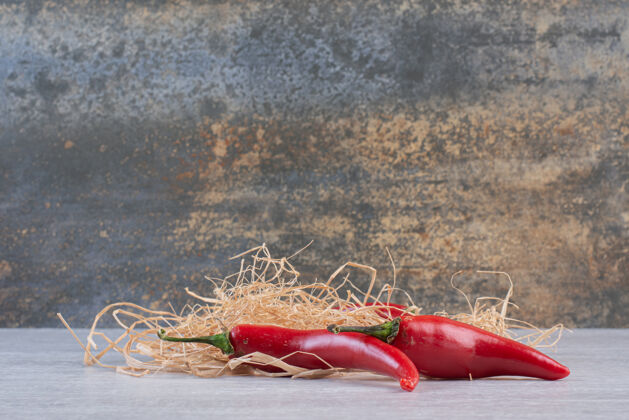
[158,325,419,391]
[328,315,570,380]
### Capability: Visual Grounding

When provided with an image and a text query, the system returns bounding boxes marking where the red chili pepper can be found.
[329,315,570,380]
[158,325,419,391]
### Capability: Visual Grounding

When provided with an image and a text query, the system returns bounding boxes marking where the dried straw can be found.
[435,270,565,348]
[58,243,564,380]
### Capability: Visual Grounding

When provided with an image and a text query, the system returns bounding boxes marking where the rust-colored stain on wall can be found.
[0,0,627,327]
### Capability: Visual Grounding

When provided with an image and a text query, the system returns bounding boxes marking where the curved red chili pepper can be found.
[158,325,419,391]
[329,315,570,380]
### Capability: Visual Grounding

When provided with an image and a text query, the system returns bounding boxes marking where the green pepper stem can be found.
[327,317,401,343]
[157,329,234,355]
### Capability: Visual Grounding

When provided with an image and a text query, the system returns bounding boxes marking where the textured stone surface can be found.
[0,0,627,327]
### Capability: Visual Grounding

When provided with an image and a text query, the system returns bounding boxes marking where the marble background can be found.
[1,0,627,327]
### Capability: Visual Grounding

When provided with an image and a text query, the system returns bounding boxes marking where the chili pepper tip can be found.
[400,377,419,392]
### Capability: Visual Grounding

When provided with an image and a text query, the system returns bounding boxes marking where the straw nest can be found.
[59,243,565,379]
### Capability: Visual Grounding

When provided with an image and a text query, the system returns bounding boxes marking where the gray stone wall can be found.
[1,0,627,327]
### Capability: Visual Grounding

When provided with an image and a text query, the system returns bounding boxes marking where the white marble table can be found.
[1,329,627,419]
